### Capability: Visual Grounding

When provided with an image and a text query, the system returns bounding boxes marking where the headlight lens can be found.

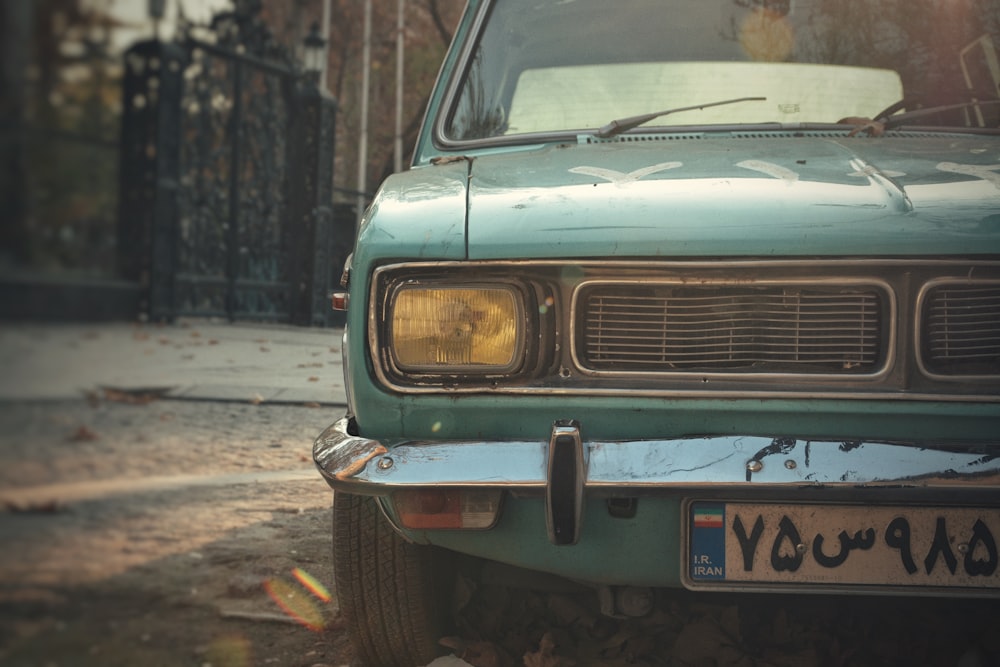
[389,285,523,371]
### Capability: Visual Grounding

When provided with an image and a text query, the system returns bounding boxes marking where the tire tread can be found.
[333,492,447,667]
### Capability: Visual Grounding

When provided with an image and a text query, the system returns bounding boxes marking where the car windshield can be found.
[443,0,1000,142]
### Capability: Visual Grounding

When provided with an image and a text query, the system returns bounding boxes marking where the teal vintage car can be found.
[314,0,1000,663]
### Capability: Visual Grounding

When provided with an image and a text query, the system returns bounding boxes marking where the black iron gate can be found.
[118,8,336,325]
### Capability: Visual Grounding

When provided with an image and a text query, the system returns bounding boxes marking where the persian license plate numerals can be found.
[686,501,1000,591]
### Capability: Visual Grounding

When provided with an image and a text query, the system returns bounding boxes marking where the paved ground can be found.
[0,319,348,405]
[0,319,355,666]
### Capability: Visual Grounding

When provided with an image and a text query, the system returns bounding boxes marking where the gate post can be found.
[117,40,187,322]
[287,77,337,327]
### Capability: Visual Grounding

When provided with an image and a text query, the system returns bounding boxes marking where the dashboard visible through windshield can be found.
[442,0,1000,143]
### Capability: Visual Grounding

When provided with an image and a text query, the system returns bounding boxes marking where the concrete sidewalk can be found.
[0,319,347,405]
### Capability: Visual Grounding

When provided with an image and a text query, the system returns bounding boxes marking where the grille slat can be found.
[587,335,880,344]
[922,283,1000,375]
[580,285,882,374]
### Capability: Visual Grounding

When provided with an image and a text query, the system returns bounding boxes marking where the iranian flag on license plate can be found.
[694,506,724,528]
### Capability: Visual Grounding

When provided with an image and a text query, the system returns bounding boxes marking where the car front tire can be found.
[332,491,452,666]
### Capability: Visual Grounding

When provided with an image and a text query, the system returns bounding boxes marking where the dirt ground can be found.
[0,398,350,667]
[1,397,998,667]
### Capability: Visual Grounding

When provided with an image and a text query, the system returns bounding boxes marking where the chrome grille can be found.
[922,282,1000,376]
[578,284,883,374]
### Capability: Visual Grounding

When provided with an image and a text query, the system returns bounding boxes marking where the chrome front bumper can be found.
[314,416,1000,494]
[314,417,1000,546]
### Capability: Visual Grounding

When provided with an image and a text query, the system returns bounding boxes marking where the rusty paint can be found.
[313,419,388,482]
[334,442,388,481]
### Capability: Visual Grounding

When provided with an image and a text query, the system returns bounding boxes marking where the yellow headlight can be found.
[390,286,522,370]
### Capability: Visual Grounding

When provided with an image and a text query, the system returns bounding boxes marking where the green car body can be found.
[315,0,1000,662]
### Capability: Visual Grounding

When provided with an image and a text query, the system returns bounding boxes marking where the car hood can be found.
[464,135,1000,259]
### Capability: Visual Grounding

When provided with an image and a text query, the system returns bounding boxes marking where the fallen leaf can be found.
[303,402,321,408]
[431,155,469,165]
[308,376,319,382]
[439,637,511,667]
[68,425,99,442]
[102,388,165,405]
[548,594,595,628]
[523,632,567,667]
[4,499,66,514]
[672,610,752,667]
[840,116,886,137]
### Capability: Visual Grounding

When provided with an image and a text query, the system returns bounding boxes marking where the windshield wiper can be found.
[595,96,767,138]
[880,99,1000,130]
[846,99,1000,136]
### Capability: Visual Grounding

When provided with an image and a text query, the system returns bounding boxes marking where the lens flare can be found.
[204,634,252,667]
[292,567,332,603]
[263,577,326,632]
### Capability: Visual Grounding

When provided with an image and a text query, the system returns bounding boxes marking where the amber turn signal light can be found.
[392,488,502,530]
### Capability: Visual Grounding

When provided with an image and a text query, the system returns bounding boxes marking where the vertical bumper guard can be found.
[546,419,586,545]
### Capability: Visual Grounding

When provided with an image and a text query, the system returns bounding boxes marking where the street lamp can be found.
[148,0,165,39]
[302,21,327,79]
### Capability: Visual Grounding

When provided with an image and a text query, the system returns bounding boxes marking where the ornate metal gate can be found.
[118,7,336,325]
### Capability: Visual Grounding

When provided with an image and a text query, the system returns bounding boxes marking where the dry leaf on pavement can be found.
[439,636,513,667]
[523,632,572,667]
[102,387,166,405]
[68,425,99,441]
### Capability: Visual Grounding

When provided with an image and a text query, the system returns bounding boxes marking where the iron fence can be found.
[118,9,337,326]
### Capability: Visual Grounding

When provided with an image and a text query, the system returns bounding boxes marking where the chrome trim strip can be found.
[366,385,994,402]
[371,259,1000,271]
[569,277,895,381]
[313,418,1000,495]
[915,277,1000,381]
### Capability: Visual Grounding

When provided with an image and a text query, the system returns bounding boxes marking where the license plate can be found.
[684,501,1000,594]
